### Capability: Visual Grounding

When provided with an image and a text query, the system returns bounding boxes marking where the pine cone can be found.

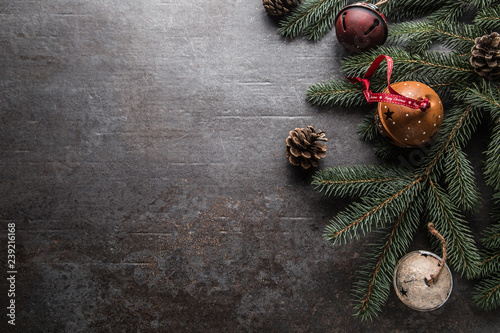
[286,126,327,169]
[470,32,500,78]
[263,0,301,16]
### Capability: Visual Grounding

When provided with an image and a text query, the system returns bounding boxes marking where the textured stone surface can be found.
[0,1,499,332]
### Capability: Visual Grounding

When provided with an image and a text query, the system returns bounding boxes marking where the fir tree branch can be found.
[357,112,379,142]
[372,140,405,160]
[313,165,413,198]
[308,47,476,110]
[482,224,500,249]
[457,82,500,190]
[340,47,476,88]
[458,82,500,118]
[382,0,449,22]
[485,121,500,191]
[425,180,481,278]
[323,177,422,245]
[474,193,500,309]
[443,142,481,214]
[278,0,348,41]
[474,5,500,31]
[351,197,422,321]
[304,0,347,41]
[427,0,466,24]
[427,0,494,23]
[480,193,500,249]
[479,250,500,277]
[493,192,500,223]
[473,273,500,311]
[418,104,482,179]
[388,21,477,54]
[306,79,365,107]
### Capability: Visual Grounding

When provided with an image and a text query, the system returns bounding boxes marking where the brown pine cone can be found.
[286,126,327,169]
[263,0,301,16]
[470,32,500,78]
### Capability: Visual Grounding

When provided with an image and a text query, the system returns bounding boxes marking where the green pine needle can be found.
[481,223,500,250]
[340,47,477,89]
[457,82,500,118]
[381,0,449,22]
[279,0,348,41]
[322,176,422,246]
[296,0,500,319]
[418,104,483,178]
[457,82,500,190]
[357,112,379,142]
[485,122,500,191]
[389,21,478,54]
[479,249,500,277]
[427,1,466,24]
[351,198,422,321]
[442,142,481,214]
[313,165,413,198]
[425,181,481,279]
[474,5,500,31]
[479,193,500,258]
[306,79,365,107]
[473,273,500,311]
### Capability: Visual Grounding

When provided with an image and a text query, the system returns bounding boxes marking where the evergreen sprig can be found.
[473,273,500,311]
[481,193,500,249]
[312,165,413,198]
[442,143,481,213]
[425,182,480,278]
[380,0,449,22]
[351,197,422,321]
[320,175,422,246]
[279,0,348,41]
[306,80,365,107]
[340,46,476,88]
[460,83,500,190]
[474,193,500,310]
[389,21,478,54]
[357,113,379,142]
[276,0,500,320]
[474,5,500,31]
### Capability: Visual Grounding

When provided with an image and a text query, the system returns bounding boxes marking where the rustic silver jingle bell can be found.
[393,250,453,311]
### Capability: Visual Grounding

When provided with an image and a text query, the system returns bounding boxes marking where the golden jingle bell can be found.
[393,250,453,311]
[375,81,444,148]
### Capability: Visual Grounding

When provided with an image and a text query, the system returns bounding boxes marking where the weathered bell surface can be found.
[375,81,444,147]
[393,250,453,311]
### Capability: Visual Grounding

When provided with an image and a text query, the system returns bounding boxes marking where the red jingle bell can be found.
[335,3,388,53]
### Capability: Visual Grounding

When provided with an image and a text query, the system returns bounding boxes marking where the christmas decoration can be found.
[393,223,452,311]
[375,81,443,147]
[335,3,388,53]
[263,0,302,17]
[303,2,500,322]
[274,0,500,321]
[394,250,453,311]
[286,126,327,169]
[346,54,443,147]
[470,32,500,78]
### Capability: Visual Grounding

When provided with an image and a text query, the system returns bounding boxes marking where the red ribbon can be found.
[346,55,430,111]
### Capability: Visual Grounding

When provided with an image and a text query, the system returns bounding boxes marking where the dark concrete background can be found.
[1,0,500,332]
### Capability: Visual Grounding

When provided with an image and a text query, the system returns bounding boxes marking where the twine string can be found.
[426,222,447,285]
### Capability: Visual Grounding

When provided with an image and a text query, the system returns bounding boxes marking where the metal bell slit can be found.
[335,3,388,53]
